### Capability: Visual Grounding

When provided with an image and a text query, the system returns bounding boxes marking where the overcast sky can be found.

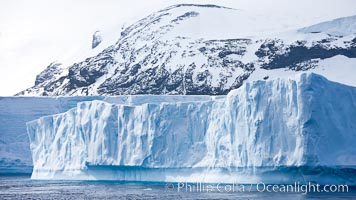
[0,0,355,95]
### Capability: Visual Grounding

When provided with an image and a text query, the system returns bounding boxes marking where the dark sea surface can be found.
[1,175,355,200]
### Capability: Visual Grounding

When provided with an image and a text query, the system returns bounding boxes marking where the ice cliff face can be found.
[27,73,356,183]
[17,4,356,96]
[0,95,211,173]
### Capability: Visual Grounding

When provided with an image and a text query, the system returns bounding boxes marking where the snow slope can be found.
[27,73,356,184]
[299,15,356,36]
[0,95,211,173]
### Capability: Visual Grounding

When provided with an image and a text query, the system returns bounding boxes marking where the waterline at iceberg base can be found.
[30,166,356,185]
[26,73,356,184]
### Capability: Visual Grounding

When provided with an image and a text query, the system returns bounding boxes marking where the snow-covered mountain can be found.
[27,73,356,184]
[17,4,356,96]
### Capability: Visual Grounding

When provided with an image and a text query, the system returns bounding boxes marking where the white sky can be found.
[0,0,355,95]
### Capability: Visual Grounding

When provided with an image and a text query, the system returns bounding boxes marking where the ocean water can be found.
[1,175,355,200]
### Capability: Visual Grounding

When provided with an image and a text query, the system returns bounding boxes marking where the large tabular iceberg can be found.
[0,95,211,173]
[27,73,356,184]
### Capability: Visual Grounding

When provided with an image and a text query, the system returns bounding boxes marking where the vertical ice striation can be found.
[27,73,356,183]
[27,101,212,171]
[201,77,303,168]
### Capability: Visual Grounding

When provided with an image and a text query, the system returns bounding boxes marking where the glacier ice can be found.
[0,95,211,173]
[26,73,356,184]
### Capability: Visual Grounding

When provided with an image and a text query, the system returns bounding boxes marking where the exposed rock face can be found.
[92,31,102,49]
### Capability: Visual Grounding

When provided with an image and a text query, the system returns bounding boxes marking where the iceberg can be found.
[27,73,356,184]
[0,95,211,173]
